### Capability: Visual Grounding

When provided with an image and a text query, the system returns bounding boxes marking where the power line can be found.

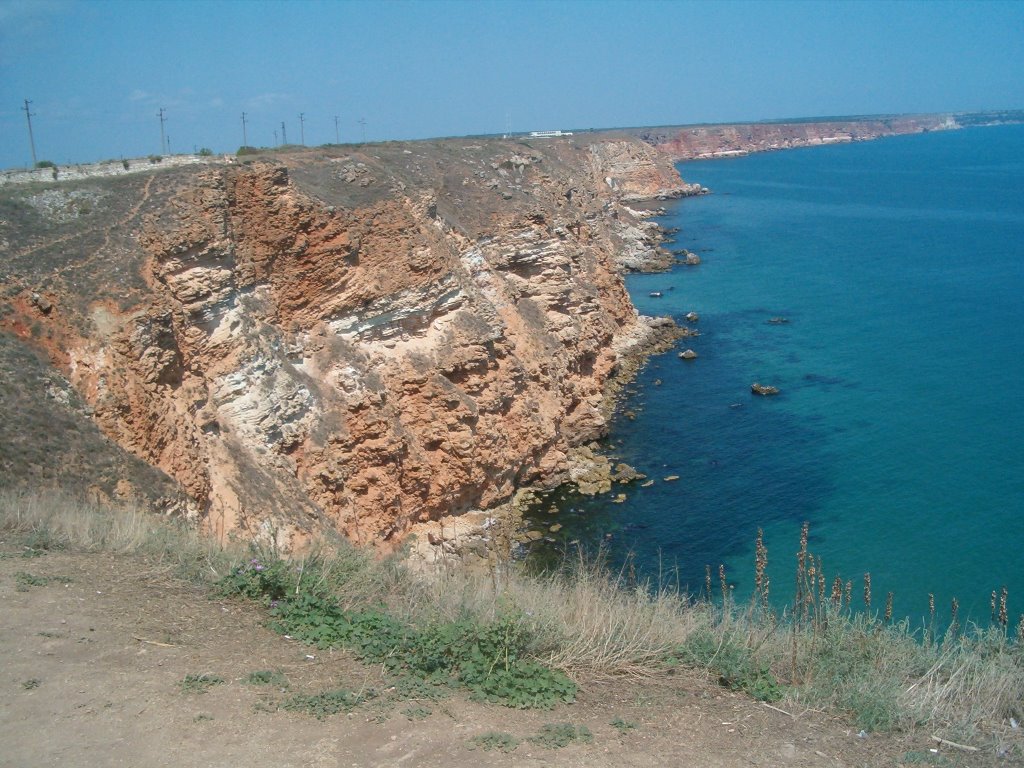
[299,112,305,146]
[22,99,37,166]
[157,107,167,155]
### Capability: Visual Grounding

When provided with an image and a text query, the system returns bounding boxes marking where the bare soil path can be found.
[0,549,1007,768]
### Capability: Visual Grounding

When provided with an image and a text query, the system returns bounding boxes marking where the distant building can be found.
[528,130,574,138]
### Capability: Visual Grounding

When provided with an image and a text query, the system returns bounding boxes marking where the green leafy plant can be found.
[527,722,593,748]
[401,705,431,720]
[197,147,214,156]
[216,557,300,603]
[180,674,225,694]
[280,687,376,720]
[611,717,638,734]
[22,679,41,690]
[260,588,576,709]
[245,669,288,687]
[34,160,56,169]
[14,571,71,591]
[673,630,783,702]
[467,732,520,752]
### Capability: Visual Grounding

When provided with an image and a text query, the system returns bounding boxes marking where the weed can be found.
[193,713,214,723]
[673,630,783,702]
[401,705,431,720]
[280,687,376,720]
[14,572,71,591]
[216,558,299,603]
[611,717,638,734]
[467,732,519,752]
[900,751,956,766]
[264,592,576,709]
[244,669,288,687]
[180,674,225,694]
[527,722,593,748]
[22,679,41,690]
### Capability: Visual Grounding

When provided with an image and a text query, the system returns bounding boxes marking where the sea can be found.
[524,123,1024,627]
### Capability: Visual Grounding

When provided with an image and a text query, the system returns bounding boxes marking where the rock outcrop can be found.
[0,135,689,549]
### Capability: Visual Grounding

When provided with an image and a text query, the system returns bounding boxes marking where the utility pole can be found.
[281,121,287,145]
[22,99,37,166]
[167,135,171,155]
[241,112,248,147]
[358,117,366,143]
[298,112,305,146]
[157,107,167,154]
[334,115,340,144]
[273,128,278,145]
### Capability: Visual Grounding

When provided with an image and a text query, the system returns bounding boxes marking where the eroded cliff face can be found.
[0,136,690,548]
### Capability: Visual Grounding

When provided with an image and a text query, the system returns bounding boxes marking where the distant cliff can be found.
[628,114,958,160]
[0,135,692,549]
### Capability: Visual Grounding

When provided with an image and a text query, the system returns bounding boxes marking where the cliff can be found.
[629,114,958,160]
[0,135,690,549]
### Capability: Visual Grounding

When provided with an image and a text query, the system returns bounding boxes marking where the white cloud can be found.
[246,92,291,110]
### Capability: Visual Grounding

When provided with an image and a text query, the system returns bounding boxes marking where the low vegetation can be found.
[1,490,1021,746]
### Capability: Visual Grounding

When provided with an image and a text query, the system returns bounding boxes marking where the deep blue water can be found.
[525,124,1024,626]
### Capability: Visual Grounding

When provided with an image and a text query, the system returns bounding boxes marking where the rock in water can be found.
[751,382,781,396]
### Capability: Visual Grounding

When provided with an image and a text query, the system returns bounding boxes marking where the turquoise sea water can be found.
[526,124,1024,625]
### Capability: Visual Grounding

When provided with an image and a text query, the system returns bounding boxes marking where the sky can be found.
[1,0,1022,169]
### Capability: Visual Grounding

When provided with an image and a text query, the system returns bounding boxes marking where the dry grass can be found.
[423,555,701,680]
[2,491,1022,741]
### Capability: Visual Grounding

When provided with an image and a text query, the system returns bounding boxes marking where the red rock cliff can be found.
[0,136,687,548]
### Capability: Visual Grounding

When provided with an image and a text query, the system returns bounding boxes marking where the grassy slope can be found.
[1,490,1021,755]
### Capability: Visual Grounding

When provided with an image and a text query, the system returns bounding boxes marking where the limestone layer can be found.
[1,136,692,548]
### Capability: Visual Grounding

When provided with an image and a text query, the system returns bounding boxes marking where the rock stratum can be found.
[1,136,690,549]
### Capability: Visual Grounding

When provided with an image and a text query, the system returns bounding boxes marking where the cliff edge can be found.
[0,135,691,548]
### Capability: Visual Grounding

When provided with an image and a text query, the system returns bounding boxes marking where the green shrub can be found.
[35,160,56,169]
[197,147,213,156]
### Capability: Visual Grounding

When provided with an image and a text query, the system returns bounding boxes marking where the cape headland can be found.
[0,112,1013,553]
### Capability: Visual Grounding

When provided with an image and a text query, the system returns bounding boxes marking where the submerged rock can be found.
[751,382,781,396]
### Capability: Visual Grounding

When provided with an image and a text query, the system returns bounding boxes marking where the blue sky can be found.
[1,0,1022,169]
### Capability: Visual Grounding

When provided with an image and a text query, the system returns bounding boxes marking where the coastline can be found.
[4,113,1021,566]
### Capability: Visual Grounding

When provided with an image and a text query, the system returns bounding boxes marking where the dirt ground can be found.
[0,549,1016,768]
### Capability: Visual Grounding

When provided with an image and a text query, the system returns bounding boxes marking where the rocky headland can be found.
[0,113,995,556]
[1,134,694,552]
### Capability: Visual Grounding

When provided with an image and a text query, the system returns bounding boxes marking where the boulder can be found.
[751,382,780,396]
